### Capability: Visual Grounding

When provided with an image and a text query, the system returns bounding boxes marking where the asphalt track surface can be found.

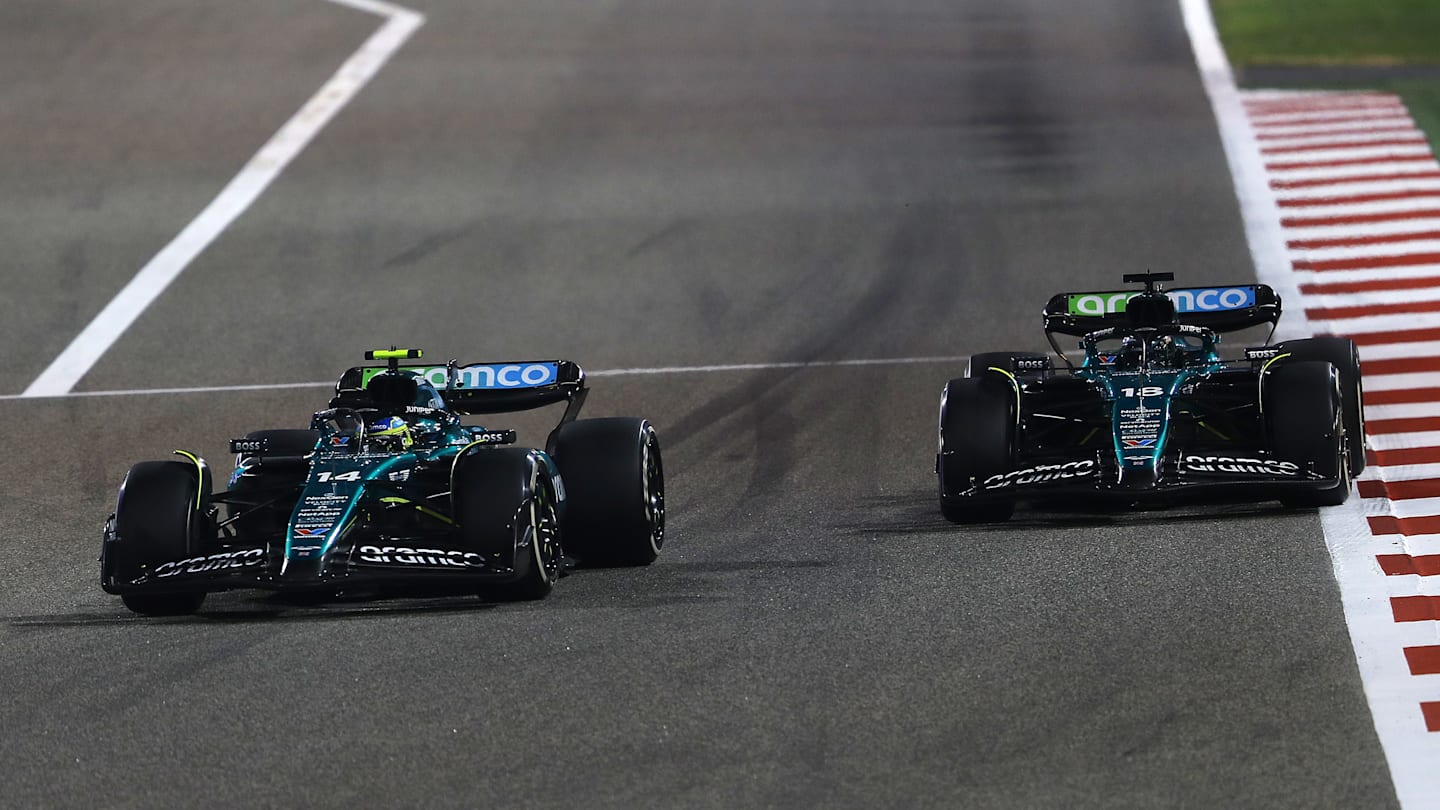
[0,1,1400,808]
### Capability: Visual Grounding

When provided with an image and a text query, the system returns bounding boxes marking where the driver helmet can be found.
[1116,335,1145,370]
[367,415,414,451]
[1154,334,1187,367]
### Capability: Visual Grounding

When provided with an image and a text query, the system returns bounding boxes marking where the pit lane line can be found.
[19,0,424,400]
[1183,0,1440,806]
[0,355,974,401]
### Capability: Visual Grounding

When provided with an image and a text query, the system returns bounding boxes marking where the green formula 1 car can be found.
[102,349,665,615]
[938,273,1364,522]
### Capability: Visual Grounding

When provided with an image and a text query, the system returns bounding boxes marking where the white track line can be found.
[1364,463,1440,483]
[1280,180,1440,202]
[1269,162,1440,183]
[1303,288,1440,310]
[1280,196,1440,218]
[1366,496,1440,518]
[1263,141,1432,160]
[19,0,425,398]
[1371,404,1440,421]
[588,356,971,376]
[1182,0,1440,805]
[1309,312,1440,335]
[1294,267,1440,288]
[1252,109,1411,126]
[1294,240,1440,262]
[1361,342,1440,362]
[1257,118,1420,137]
[0,355,975,402]
[1285,219,1440,242]
[1371,432,1440,452]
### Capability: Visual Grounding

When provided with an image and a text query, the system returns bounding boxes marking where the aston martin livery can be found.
[937,273,1364,523]
[102,349,665,615]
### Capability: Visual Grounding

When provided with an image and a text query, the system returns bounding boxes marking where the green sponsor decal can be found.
[1067,292,1136,316]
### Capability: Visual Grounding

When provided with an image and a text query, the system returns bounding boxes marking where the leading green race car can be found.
[101,349,665,615]
[937,273,1365,523]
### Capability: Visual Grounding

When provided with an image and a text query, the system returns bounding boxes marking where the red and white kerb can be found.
[1245,90,1440,736]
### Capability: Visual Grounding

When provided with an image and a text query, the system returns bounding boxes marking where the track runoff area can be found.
[1184,0,1440,806]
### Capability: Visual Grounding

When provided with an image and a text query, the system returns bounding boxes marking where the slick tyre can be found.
[1275,337,1365,475]
[938,376,1016,523]
[108,460,212,616]
[453,448,561,601]
[968,351,1049,379]
[552,418,665,567]
[1265,360,1350,508]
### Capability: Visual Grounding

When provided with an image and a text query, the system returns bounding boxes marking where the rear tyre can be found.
[1276,337,1365,474]
[552,418,665,567]
[1265,360,1350,508]
[938,377,1016,523]
[454,448,560,601]
[106,460,212,616]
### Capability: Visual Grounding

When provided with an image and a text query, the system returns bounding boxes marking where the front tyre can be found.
[552,418,665,567]
[453,448,562,601]
[104,460,213,616]
[938,376,1016,523]
[1265,360,1350,508]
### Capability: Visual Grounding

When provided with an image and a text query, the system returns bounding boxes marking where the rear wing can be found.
[1042,284,1281,337]
[333,360,587,416]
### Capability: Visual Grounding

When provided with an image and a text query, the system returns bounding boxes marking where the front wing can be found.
[951,452,1343,506]
[100,525,532,595]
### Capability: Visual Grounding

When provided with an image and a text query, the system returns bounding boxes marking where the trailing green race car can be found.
[101,349,665,615]
[937,273,1364,523]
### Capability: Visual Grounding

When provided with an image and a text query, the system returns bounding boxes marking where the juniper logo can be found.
[1068,287,1256,316]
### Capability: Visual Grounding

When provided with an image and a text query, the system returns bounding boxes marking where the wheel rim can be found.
[641,430,665,554]
[531,491,561,585]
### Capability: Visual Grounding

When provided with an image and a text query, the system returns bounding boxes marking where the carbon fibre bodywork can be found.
[101,352,665,608]
[937,275,1362,518]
